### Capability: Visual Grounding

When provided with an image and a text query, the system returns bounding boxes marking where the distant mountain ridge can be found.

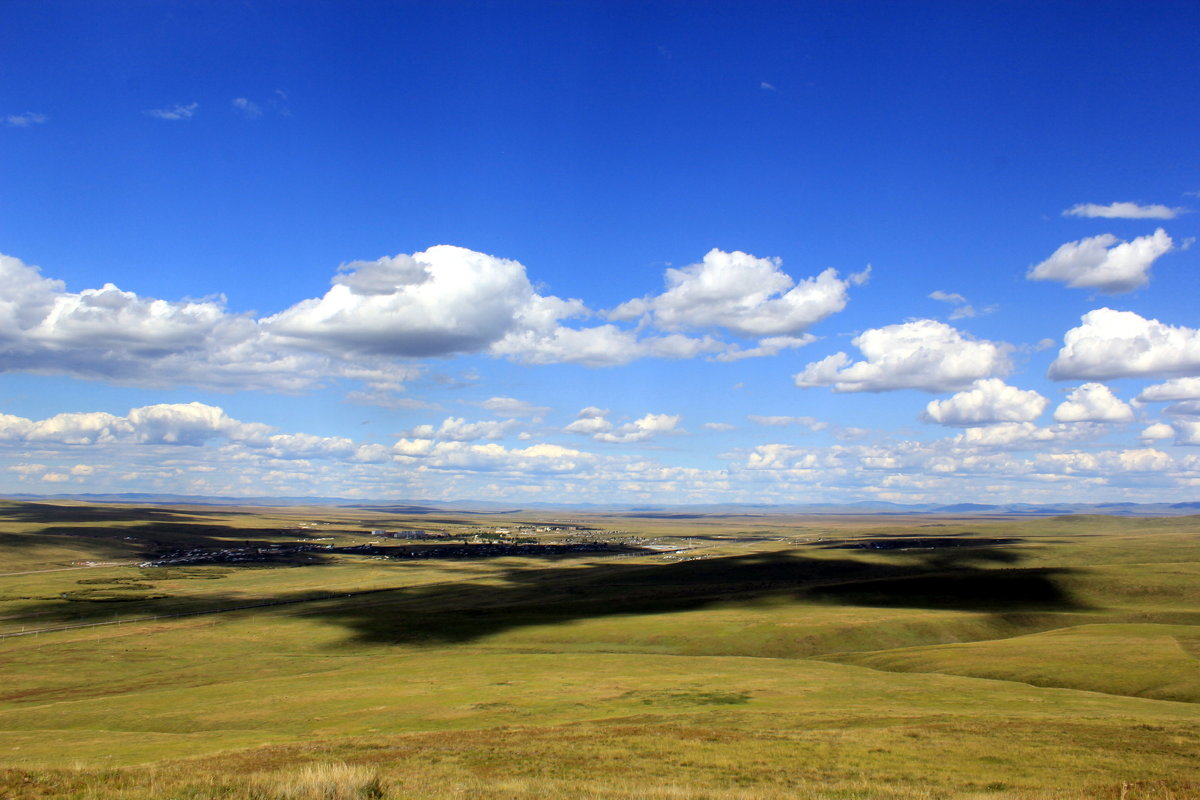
[2,492,1199,516]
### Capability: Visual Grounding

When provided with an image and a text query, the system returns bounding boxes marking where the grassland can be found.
[0,500,1198,798]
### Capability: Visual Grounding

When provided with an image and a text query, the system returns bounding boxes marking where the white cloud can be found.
[1174,420,1200,446]
[1140,423,1174,441]
[923,379,1047,426]
[272,248,723,367]
[408,416,518,442]
[952,422,1061,448]
[0,252,340,392]
[743,443,826,471]
[794,319,1011,393]
[1053,383,1134,423]
[929,291,966,305]
[733,424,1191,504]
[564,407,613,435]
[1032,448,1174,475]
[267,246,560,358]
[1049,308,1200,381]
[747,415,829,430]
[928,290,991,320]
[126,402,272,445]
[1027,229,1173,293]
[492,323,720,367]
[713,335,815,362]
[2,246,840,393]
[24,412,133,445]
[1137,377,1200,403]
[352,444,392,464]
[594,413,681,444]
[144,102,198,120]
[392,440,593,473]
[472,397,550,420]
[0,413,35,440]
[5,112,47,127]
[1063,202,1185,220]
[260,433,357,460]
[948,421,1107,450]
[1165,400,1200,418]
[0,402,278,448]
[608,249,862,337]
[232,97,262,118]
[703,422,736,431]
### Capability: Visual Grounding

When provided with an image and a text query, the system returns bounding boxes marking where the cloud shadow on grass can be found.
[282,543,1087,646]
[1,502,1088,645]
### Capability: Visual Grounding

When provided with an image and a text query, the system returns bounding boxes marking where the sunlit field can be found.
[1,501,1198,799]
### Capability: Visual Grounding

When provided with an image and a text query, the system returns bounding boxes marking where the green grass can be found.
[2,501,1200,798]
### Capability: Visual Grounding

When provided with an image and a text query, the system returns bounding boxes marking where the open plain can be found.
[0,500,1198,799]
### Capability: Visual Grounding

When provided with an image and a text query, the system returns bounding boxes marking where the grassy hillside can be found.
[1,501,1198,798]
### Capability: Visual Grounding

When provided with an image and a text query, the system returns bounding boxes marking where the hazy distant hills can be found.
[3,492,1199,516]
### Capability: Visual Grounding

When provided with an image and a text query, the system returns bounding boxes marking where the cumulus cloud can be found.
[267,246,563,358]
[1053,383,1134,423]
[922,379,1047,426]
[950,421,1106,449]
[259,432,357,460]
[0,247,732,393]
[408,416,518,442]
[0,252,353,392]
[23,412,133,445]
[126,402,272,445]
[594,413,681,444]
[3,245,853,393]
[144,102,198,120]
[951,422,1061,448]
[391,440,593,473]
[794,320,1011,393]
[1032,447,1174,475]
[0,402,369,462]
[608,249,864,337]
[1140,423,1174,440]
[564,408,681,443]
[492,323,720,367]
[1027,229,1173,293]
[564,407,613,435]
[1165,400,1200,417]
[0,403,275,448]
[1063,202,1185,220]
[1137,378,1200,403]
[269,246,727,368]
[5,112,47,127]
[1049,308,1200,381]
[1174,420,1200,446]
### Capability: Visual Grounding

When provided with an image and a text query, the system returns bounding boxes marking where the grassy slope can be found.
[1,502,1199,798]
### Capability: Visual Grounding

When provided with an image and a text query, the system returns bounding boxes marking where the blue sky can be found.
[2,0,1199,504]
